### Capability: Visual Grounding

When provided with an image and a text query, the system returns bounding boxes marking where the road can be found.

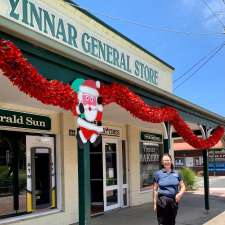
[194,176,225,198]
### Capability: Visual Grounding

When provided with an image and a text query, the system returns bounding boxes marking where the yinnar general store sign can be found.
[0,0,161,88]
[0,109,51,130]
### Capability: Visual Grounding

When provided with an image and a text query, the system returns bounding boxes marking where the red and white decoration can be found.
[73,79,103,143]
[0,39,224,148]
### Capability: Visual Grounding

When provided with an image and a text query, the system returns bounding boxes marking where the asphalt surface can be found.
[87,192,225,225]
[197,176,225,188]
[73,176,225,225]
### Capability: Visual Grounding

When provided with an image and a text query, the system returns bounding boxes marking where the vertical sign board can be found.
[208,149,225,172]
[140,132,163,190]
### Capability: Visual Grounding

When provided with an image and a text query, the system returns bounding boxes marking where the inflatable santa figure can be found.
[71,79,103,145]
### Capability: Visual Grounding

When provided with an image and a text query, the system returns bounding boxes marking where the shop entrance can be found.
[90,137,128,215]
[31,148,51,209]
[26,135,56,212]
[90,141,104,214]
[102,139,120,211]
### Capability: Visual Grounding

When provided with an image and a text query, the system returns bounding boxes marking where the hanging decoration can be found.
[0,39,224,149]
[71,79,103,145]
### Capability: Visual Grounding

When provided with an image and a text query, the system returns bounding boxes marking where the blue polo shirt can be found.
[153,169,182,198]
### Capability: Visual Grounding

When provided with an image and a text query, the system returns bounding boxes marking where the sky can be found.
[74,0,225,117]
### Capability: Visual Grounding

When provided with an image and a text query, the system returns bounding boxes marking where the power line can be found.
[201,0,225,28]
[65,2,225,37]
[174,42,223,83]
[215,11,225,15]
[174,41,225,90]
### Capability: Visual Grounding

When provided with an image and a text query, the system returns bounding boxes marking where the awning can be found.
[174,140,224,151]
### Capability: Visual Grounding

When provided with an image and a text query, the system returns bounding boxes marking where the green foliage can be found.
[0,165,13,195]
[180,167,197,190]
[19,170,27,190]
[0,165,9,177]
[0,166,26,194]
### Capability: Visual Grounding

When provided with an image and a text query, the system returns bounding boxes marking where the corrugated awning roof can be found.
[174,140,224,151]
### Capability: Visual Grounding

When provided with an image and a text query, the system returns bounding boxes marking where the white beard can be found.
[84,107,98,122]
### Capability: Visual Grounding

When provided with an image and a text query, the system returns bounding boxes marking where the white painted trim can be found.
[139,189,152,194]
[163,122,168,139]
[207,128,213,138]
[199,125,206,139]
[102,138,120,211]
[123,139,129,207]
[55,134,63,211]
[0,209,62,225]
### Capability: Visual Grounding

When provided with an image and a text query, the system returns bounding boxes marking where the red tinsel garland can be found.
[100,83,224,149]
[0,39,77,110]
[0,39,224,149]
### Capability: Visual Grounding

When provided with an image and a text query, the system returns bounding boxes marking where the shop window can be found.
[185,157,194,167]
[139,140,162,191]
[0,131,26,218]
[175,157,185,167]
[0,131,56,220]
[194,156,203,166]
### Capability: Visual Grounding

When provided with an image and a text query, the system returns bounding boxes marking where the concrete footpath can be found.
[204,211,225,225]
[88,192,225,225]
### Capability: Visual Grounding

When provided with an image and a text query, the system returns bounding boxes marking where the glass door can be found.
[31,148,51,209]
[102,139,120,211]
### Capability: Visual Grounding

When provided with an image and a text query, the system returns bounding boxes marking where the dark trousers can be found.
[157,195,178,225]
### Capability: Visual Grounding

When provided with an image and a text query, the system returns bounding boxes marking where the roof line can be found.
[133,79,225,125]
[64,0,175,70]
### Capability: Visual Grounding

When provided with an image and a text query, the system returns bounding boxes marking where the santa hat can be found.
[79,80,100,96]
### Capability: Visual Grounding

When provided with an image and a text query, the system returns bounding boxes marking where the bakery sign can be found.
[140,142,160,163]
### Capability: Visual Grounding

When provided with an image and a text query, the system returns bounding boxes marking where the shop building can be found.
[0,0,225,224]
[174,140,225,175]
